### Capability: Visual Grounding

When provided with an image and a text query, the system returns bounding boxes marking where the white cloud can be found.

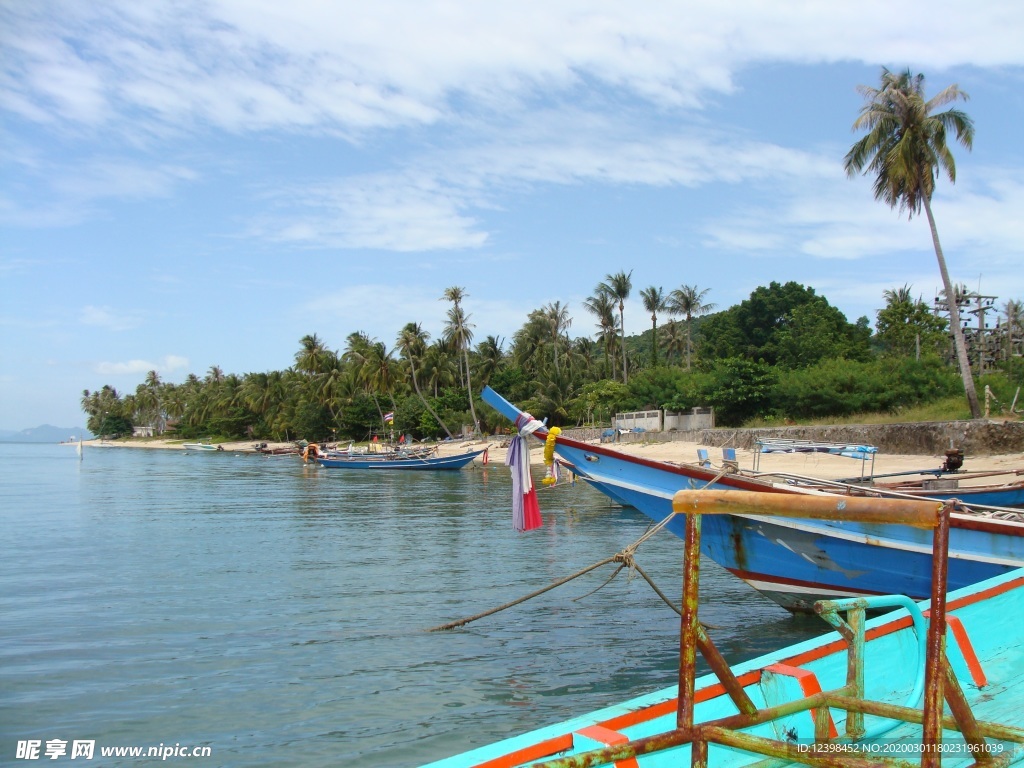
[301,284,526,347]
[6,1,1024,138]
[93,355,190,376]
[80,305,144,331]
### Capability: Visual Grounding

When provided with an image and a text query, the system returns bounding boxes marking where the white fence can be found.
[613,407,714,433]
[664,407,715,431]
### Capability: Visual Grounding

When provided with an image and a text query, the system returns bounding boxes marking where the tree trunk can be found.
[463,349,479,434]
[619,304,628,384]
[923,196,982,419]
[685,316,693,371]
[650,315,658,367]
[412,367,454,439]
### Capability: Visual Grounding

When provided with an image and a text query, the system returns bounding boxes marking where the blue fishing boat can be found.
[317,448,486,470]
[426,490,1024,768]
[480,386,1024,613]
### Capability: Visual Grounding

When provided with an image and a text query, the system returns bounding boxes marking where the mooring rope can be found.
[427,463,733,632]
[426,449,735,633]
[425,555,619,632]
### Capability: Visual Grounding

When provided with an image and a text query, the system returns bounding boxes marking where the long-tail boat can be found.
[480,386,1024,613]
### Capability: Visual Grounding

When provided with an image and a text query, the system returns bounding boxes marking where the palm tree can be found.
[598,271,632,383]
[882,284,915,306]
[583,289,619,380]
[422,341,458,397]
[543,301,572,375]
[667,284,716,370]
[295,333,330,376]
[844,67,980,418]
[314,351,348,422]
[511,309,548,375]
[639,286,667,367]
[397,322,454,438]
[441,286,479,433]
[475,335,505,386]
[364,340,399,424]
[661,320,686,364]
[343,331,395,425]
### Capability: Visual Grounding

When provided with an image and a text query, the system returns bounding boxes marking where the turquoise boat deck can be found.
[425,489,1024,768]
[426,570,1024,767]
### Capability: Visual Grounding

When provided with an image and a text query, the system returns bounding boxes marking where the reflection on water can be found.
[1,443,826,767]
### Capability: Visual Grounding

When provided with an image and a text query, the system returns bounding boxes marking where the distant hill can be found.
[0,425,93,443]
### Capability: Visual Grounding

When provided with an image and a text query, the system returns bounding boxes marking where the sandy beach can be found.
[82,434,1023,487]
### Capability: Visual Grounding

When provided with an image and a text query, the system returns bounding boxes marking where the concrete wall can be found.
[613,410,662,432]
[563,419,1024,456]
[664,407,715,431]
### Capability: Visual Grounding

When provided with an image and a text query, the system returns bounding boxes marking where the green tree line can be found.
[80,279,1024,440]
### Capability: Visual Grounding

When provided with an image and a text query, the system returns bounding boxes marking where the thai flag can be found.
[383,412,394,422]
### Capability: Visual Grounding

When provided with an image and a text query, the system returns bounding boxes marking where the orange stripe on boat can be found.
[764,664,838,738]
[575,725,639,768]
[945,615,987,687]
[474,734,574,768]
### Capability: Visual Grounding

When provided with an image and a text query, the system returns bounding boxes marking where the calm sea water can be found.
[1,442,825,766]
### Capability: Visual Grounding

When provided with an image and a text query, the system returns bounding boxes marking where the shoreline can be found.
[78,435,1023,485]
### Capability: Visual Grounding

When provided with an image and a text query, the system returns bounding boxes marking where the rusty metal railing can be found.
[532,490,1024,768]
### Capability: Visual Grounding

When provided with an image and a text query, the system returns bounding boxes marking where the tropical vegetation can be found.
[81,278,1023,441]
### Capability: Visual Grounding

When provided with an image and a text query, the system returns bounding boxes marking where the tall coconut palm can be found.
[441,286,479,433]
[598,271,632,383]
[844,67,980,418]
[667,284,716,370]
[583,289,619,380]
[397,322,454,439]
[543,301,572,375]
[295,333,330,376]
[639,286,667,367]
[511,309,548,375]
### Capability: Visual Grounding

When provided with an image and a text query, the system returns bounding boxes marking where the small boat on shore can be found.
[182,442,222,452]
[425,490,1024,768]
[253,442,301,457]
[480,386,1024,613]
[317,448,486,471]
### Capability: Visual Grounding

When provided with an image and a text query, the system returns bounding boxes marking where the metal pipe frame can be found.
[533,490,1021,768]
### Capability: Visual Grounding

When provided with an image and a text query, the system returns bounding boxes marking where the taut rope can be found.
[426,464,731,632]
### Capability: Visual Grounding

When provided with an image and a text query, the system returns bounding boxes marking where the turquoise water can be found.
[1,443,824,766]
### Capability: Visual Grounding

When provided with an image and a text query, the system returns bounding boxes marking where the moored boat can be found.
[253,442,302,456]
[182,442,221,451]
[480,386,1024,613]
[425,490,1024,768]
[317,448,486,470]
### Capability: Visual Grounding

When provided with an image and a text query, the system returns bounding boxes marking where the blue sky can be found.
[3,1,1024,430]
